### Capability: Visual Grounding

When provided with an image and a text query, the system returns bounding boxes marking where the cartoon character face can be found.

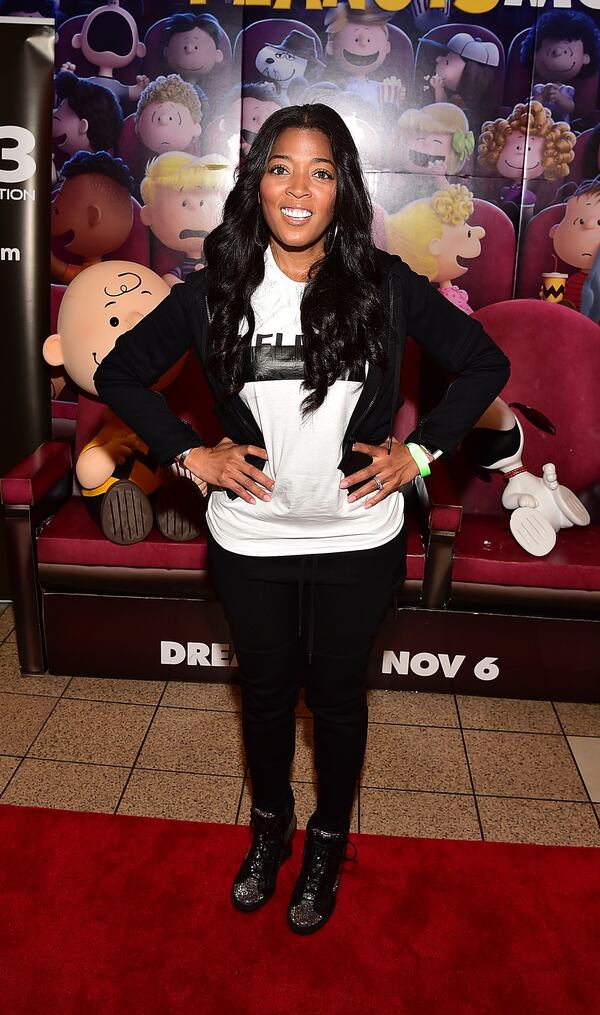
[397,128,452,175]
[43,262,170,394]
[326,23,390,79]
[52,98,91,155]
[51,173,133,258]
[229,96,281,156]
[256,45,308,86]
[434,51,466,92]
[72,1,146,73]
[429,219,485,283]
[164,27,223,78]
[496,132,546,181]
[535,38,591,81]
[137,101,201,154]
[550,193,600,270]
[140,184,225,258]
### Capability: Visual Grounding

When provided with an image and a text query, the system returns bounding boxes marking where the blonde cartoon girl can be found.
[140,152,233,286]
[396,102,474,181]
[477,100,575,209]
[385,182,585,552]
[385,184,484,314]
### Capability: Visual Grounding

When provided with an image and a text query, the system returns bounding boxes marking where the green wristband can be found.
[405,442,431,478]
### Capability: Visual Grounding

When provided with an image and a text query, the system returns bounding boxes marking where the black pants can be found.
[207,524,407,834]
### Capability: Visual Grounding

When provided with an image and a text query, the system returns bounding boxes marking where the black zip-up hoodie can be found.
[93,249,510,499]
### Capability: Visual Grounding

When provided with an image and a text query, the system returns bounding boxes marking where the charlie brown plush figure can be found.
[43,260,206,544]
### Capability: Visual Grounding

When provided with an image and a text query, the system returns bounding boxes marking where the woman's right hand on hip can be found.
[184,440,274,504]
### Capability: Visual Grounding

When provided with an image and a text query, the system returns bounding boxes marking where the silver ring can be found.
[373,475,384,491]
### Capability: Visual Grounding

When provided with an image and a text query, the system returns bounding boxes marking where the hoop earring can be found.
[325,221,338,254]
[255,215,266,248]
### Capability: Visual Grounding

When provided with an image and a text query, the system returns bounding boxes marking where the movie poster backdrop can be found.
[0,0,595,667]
[46,0,600,400]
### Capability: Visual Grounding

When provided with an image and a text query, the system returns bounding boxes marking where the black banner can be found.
[0,17,54,477]
[0,16,54,598]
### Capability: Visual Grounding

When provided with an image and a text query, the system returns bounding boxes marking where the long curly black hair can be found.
[203,103,385,415]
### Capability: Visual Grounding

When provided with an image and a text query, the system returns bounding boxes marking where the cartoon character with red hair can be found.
[478,101,575,218]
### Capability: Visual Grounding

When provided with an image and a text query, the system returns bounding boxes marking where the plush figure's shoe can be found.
[154,478,204,542]
[287,821,357,935]
[231,802,297,913]
[100,480,154,545]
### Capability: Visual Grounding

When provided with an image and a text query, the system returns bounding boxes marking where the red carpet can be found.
[0,804,598,1015]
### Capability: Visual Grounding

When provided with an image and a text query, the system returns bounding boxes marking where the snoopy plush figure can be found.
[477,414,590,556]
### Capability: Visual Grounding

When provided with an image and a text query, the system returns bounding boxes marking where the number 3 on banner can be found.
[0,126,36,184]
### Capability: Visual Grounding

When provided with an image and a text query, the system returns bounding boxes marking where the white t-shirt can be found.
[205,246,404,555]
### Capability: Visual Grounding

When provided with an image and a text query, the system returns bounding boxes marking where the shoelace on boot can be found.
[241,809,292,885]
[300,835,358,901]
[244,833,282,882]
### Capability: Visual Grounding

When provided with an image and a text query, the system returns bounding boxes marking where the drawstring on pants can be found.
[297,554,319,664]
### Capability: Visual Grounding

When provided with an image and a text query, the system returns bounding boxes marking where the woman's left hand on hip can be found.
[340,438,420,508]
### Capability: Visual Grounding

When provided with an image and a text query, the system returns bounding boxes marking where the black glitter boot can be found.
[231,799,297,913]
[287,819,357,935]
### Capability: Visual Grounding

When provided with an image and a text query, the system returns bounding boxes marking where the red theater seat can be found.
[461,199,515,311]
[569,128,595,187]
[449,513,600,590]
[410,299,600,701]
[37,496,208,570]
[516,204,567,301]
[115,114,147,185]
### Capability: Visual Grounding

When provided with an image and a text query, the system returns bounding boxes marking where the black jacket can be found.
[93,249,510,498]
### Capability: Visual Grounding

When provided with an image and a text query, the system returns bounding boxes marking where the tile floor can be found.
[1,601,599,846]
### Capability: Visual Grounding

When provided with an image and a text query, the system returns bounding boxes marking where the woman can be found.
[94,103,510,936]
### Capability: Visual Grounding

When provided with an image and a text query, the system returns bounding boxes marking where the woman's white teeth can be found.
[282,208,311,219]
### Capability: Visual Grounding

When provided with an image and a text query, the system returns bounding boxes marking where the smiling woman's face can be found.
[258,127,337,255]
